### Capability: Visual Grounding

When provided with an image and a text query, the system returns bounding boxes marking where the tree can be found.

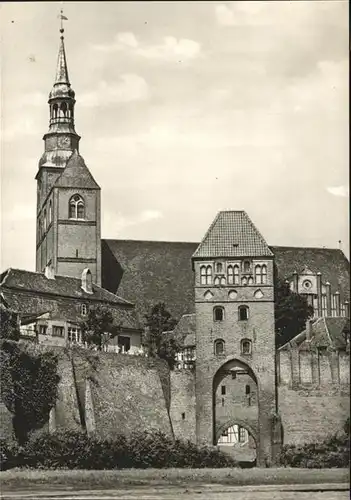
[274,277,314,347]
[143,303,180,369]
[81,305,120,350]
[0,304,20,341]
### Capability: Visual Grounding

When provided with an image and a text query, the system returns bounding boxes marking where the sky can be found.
[0,1,349,273]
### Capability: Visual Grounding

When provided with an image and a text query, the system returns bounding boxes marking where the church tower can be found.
[192,211,281,465]
[35,24,101,285]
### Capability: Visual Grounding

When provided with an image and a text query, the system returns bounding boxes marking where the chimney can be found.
[334,291,341,317]
[325,282,332,316]
[316,272,322,317]
[292,271,299,292]
[345,301,350,319]
[81,268,93,294]
[44,264,55,280]
[306,319,313,341]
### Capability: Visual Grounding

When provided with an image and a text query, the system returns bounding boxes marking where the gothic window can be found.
[53,103,58,119]
[43,209,47,233]
[214,276,220,286]
[48,200,52,224]
[214,339,225,355]
[243,260,251,273]
[233,265,239,284]
[238,305,249,321]
[221,277,226,286]
[214,306,224,321]
[262,264,267,284]
[241,339,252,355]
[69,194,85,219]
[216,262,223,273]
[200,266,206,285]
[227,265,233,284]
[255,265,262,284]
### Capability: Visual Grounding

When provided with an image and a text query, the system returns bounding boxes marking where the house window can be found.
[245,384,251,395]
[38,325,47,335]
[221,385,226,395]
[68,327,81,343]
[52,326,64,337]
[81,303,88,316]
[181,412,186,420]
[69,194,85,219]
[241,339,252,355]
[214,339,225,355]
[238,305,249,321]
[239,427,248,443]
[118,335,131,353]
[214,306,224,321]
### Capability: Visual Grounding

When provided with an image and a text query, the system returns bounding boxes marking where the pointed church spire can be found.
[55,31,70,85]
[38,11,80,172]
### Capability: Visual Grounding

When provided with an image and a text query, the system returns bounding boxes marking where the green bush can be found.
[278,426,350,468]
[7,429,236,470]
[0,438,23,471]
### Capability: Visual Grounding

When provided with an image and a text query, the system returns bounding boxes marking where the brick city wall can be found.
[169,369,196,442]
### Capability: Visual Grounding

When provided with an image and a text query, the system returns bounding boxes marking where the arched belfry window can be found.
[53,103,58,119]
[60,102,67,117]
[214,306,224,321]
[214,339,225,355]
[238,305,249,321]
[69,194,85,220]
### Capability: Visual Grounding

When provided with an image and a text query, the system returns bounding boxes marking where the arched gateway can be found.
[191,211,282,466]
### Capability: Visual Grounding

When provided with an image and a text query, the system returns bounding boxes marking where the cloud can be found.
[103,209,163,233]
[2,117,40,142]
[92,32,202,62]
[326,185,349,198]
[79,74,149,107]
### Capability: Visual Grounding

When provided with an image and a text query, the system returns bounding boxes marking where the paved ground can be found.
[1,483,349,500]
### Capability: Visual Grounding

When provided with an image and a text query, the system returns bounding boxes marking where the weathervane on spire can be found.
[58,7,68,34]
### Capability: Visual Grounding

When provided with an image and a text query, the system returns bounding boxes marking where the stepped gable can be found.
[192,211,273,259]
[54,150,100,189]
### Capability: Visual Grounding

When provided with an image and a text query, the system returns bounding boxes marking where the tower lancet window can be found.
[69,194,85,220]
[200,265,212,285]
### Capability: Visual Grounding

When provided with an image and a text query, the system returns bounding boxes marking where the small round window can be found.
[302,280,312,290]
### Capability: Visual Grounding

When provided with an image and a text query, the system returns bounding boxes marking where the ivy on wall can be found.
[0,340,60,444]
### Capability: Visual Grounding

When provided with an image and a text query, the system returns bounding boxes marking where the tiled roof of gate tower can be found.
[192,211,273,259]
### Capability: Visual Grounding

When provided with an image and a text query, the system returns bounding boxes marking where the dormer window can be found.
[69,194,85,220]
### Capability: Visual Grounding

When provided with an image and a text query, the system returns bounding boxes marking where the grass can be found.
[1,467,349,490]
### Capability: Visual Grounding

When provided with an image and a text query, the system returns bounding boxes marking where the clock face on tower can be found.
[58,136,70,149]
